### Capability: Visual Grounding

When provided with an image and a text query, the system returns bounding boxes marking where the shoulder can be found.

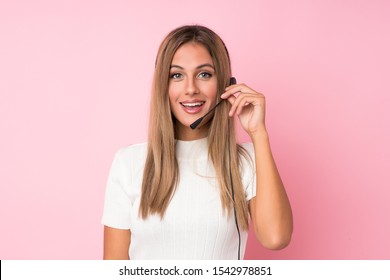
[238,142,255,175]
[238,142,256,199]
[239,142,255,162]
[114,142,148,162]
[107,142,148,192]
[240,142,254,154]
[110,142,148,175]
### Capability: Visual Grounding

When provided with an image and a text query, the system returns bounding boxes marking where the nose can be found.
[186,77,199,95]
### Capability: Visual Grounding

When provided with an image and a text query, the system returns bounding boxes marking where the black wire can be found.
[227,119,241,260]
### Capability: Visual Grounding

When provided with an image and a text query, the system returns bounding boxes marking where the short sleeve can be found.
[240,142,257,201]
[101,149,132,229]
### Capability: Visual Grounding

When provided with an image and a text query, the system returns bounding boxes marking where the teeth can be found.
[181,102,204,107]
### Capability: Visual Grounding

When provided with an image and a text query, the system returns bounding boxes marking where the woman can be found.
[102,25,293,259]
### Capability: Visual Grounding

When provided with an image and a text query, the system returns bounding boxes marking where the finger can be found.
[225,83,251,92]
[234,91,265,106]
[229,93,252,116]
[220,88,240,99]
[225,94,236,105]
[228,97,238,117]
[231,92,264,115]
[223,83,257,97]
[235,94,256,116]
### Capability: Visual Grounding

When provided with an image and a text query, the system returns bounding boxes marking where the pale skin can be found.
[103,42,292,259]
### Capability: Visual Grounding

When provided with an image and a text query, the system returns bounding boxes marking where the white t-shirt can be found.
[101,137,256,259]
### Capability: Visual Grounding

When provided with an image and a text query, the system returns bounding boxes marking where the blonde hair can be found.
[140,25,250,230]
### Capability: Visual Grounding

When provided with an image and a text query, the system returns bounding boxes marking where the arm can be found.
[103,226,131,259]
[222,83,293,250]
[249,131,293,249]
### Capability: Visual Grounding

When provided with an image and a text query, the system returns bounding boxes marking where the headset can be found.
[190,77,241,260]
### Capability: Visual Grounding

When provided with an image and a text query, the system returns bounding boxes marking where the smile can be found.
[180,101,205,107]
[180,101,206,114]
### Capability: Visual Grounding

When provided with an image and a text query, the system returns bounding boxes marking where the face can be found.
[168,42,218,140]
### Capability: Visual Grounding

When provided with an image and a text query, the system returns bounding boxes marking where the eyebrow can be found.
[170,63,215,70]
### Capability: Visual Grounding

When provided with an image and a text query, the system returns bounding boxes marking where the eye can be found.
[198,72,212,79]
[170,73,183,79]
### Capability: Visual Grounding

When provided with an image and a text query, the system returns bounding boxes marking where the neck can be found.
[175,122,209,141]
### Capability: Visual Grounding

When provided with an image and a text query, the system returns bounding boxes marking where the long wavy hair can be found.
[140,25,250,230]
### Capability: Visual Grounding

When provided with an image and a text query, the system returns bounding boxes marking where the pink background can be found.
[1,0,389,259]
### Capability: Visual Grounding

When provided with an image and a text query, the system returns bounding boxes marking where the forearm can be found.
[250,130,293,249]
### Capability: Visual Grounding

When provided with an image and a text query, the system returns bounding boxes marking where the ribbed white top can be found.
[101,138,256,259]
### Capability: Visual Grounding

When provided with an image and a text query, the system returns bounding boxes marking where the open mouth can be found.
[180,101,205,108]
[180,101,206,114]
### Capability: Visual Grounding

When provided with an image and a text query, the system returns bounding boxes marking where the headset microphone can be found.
[190,77,236,129]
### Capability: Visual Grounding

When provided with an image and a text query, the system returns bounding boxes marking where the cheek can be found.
[202,83,218,100]
[168,83,180,103]
[168,85,181,119]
